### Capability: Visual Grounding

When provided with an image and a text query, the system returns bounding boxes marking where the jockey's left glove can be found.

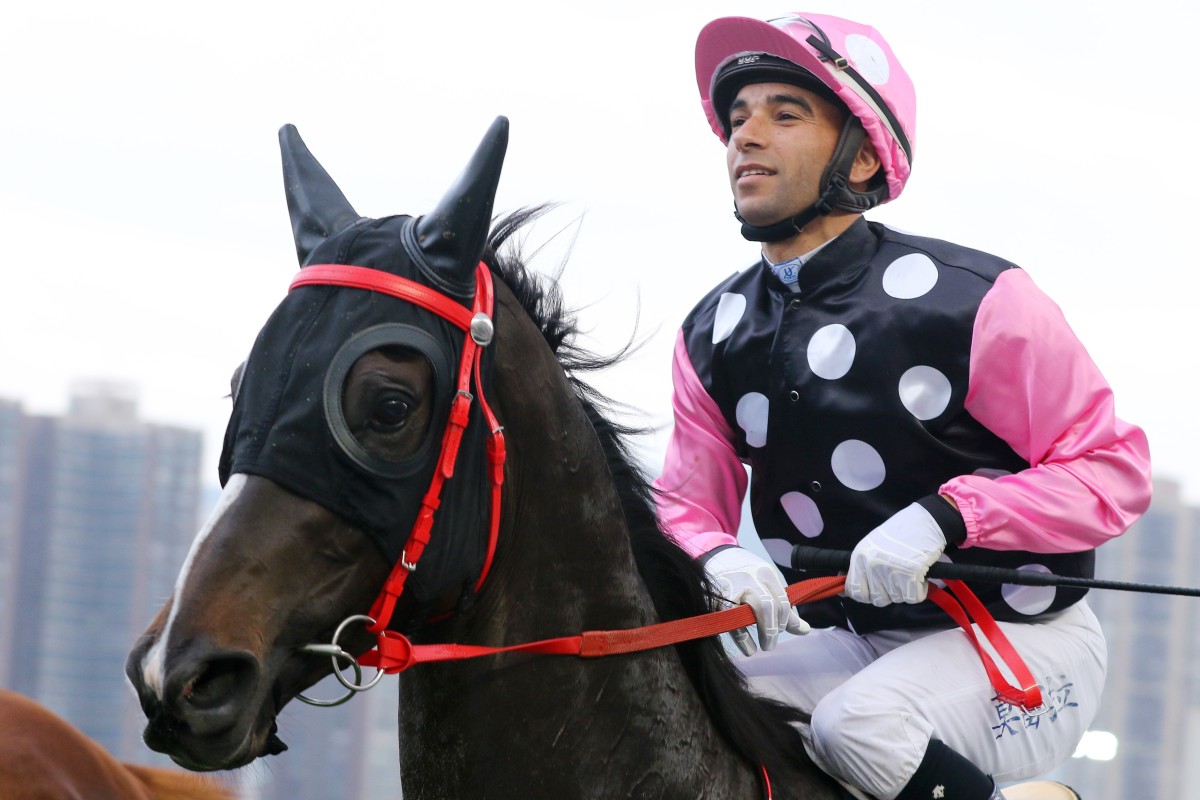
[846,500,955,606]
[703,545,810,656]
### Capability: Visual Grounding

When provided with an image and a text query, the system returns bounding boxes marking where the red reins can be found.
[354,573,1045,715]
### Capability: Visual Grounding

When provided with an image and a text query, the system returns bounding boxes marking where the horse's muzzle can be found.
[126,637,272,770]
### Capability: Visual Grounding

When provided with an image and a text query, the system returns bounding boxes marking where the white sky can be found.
[2,1,1198,504]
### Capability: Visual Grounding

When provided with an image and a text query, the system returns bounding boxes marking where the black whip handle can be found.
[790,545,1200,597]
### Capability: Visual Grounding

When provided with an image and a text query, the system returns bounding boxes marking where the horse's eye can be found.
[368,397,411,431]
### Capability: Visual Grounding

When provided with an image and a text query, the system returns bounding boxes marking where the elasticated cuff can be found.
[917,494,967,547]
[698,544,737,566]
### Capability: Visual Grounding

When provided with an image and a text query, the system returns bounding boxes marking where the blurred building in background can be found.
[0,383,402,798]
[0,398,24,689]
[1047,477,1200,798]
[0,382,202,760]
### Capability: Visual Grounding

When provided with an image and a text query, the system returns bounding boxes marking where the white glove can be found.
[846,502,948,606]
[705,546,810,656]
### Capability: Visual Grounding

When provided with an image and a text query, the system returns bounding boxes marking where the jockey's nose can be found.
[729,114,766,151]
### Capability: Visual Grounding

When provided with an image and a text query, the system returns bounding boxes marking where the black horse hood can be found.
[218,120,508,609]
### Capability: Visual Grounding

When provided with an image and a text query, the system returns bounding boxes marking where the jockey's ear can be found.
[849,139,881,190]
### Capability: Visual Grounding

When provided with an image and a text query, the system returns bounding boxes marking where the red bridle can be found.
[289,262,506,645]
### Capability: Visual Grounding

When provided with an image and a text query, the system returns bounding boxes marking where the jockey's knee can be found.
[807,692,854,763]
[810,686,921,756]
[807,687,933,796]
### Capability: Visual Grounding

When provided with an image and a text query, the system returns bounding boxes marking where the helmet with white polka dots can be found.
[696,13,916,238]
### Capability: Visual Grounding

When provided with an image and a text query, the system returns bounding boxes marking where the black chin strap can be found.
[736,191,833,243]
[736,117,885,244]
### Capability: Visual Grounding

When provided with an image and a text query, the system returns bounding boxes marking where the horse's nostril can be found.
[181,654,257,712]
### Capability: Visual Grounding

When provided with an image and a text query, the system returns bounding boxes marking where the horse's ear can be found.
[279,124,361,266]
[412,116,508,291]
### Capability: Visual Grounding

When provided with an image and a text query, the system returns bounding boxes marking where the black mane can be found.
[483,207,814,790]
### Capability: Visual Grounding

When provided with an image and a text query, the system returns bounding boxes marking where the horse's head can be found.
[126,119,512,771]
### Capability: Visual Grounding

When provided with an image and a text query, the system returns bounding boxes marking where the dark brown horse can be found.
[122,118,842,799]
[0,688,233,800]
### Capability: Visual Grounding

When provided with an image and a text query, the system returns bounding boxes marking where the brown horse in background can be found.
[0,689,233,800]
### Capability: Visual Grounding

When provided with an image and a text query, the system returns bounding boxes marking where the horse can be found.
[0,688,233,800]
[122,118,1083,800]
[122,117,839,799]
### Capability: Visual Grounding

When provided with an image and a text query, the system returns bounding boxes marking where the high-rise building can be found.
[0,398,25,689]
[0,382,203,762]
[1047,477,1200,798]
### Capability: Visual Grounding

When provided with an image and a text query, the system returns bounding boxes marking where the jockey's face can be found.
[725,82,846,229]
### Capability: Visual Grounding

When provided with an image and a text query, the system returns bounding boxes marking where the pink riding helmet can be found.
[696,12,916,203]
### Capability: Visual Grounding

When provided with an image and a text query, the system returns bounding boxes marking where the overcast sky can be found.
[3,1,1198,505]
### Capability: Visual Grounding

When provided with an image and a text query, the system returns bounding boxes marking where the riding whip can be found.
[791,545,1200,598]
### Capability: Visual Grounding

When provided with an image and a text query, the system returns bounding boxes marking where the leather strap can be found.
[359,574,1045,717]
[927,580,1045,712]
[359,576,845,673]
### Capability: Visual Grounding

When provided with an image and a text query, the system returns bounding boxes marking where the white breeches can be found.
[737,600,1106,800]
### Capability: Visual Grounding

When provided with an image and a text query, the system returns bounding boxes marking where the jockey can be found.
[653,12,1152,800]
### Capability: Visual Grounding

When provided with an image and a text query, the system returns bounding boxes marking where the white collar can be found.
[763,238,836,288]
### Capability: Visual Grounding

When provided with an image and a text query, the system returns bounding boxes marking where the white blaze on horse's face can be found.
[140,474,249,700]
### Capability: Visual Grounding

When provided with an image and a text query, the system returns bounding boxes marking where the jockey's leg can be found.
[737,600,1105,800]
[736,624,876,711]
[878,746,1091,799]
[892,738,998,799]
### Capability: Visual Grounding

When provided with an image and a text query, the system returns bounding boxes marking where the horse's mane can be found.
[483,207,813,788]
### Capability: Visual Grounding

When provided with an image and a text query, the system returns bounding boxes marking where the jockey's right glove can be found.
[846,501,948,606]
[703,545,810,656]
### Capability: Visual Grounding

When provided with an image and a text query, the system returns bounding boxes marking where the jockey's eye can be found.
[369,396,412,431]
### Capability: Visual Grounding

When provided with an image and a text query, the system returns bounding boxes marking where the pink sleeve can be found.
[652,329,746,557]
[942,269,1152,553]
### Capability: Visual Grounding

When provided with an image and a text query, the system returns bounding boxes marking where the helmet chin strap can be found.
[735,117,884,244]
[736,190,834,243]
